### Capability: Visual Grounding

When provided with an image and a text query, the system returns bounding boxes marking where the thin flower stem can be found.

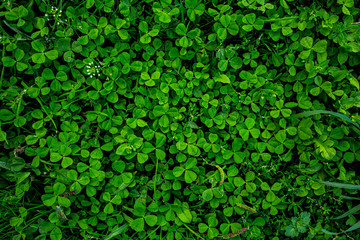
[183,223,205,240]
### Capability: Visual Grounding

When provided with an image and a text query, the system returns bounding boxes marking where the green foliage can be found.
[0,0,360,239]
[285,212,311,237]
[319,181,360,235]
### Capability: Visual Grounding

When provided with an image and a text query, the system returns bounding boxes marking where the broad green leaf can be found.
[2,57,16,67]
[42,194,57,206]
[133,202,146,217]
[300,37,313,49]
[56,38,71,51]
[285,225,298,237]
[137,153,149,164]
[32,40,45,52]
[50,226,62,240]
[130,61,143,71]
[32,53,46,64]
[217,28,227,40]
[176,142,187,151]
[58,196,71,207]
[61,157,73,168]
[208,228,219,239]
[218,60,228,71]
[173,166,185,177]
[0,109,15,121]
[175,23,187,36]
[139,21,148,33]
[177,208,192,223]
[243,13,256,25]
[86,0,95,8]
[130,218,144,232]
[220,15,231,27]
[313,40,327,53]
[5,11,18,21]
[245,118,255,129]
[202,189,213,201]
[198,223,208,233]
[53,182,66,195]
[187,145,199,156]
[144,215,158,227]
[104,202,114,214]
[185,170,197,183]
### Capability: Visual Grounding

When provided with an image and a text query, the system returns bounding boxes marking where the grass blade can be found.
[294,110,360,129]
[222,228,248,239]
[334,204,360,220]
[319,181,360,190]
[104,224,129,240]
[343,221,360,233]
[183,223,205,240]
[236,203,257,213]
[340,195,360,201]
[322,221,360,235]
[321,229,340,235]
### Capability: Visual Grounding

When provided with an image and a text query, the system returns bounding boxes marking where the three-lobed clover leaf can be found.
[217,14,239,40]
[139,21,160,44]
[299,36,328,59]
[242,13,264,32]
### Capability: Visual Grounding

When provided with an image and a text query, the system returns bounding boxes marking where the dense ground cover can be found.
[1,0,360,239]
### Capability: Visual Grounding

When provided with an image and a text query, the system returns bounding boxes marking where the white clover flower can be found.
[85,61,102,78]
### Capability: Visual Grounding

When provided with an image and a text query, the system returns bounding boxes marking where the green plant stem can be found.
[183,223,205,240]
[191,200,206,209]
[0,42,5,90]
[40,160,58,165]
[85,111,109,117]
[144,226,161,240]
[263,16,299,22]
[153,156,159,203]
[20,82,58,131]
[35,97,58,132]
[3,21,32,39]
[52,0,63,31]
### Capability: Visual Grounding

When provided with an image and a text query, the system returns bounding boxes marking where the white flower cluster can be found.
[86,62,101,78]
[44,6,67,25]
[2,0,10,7]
